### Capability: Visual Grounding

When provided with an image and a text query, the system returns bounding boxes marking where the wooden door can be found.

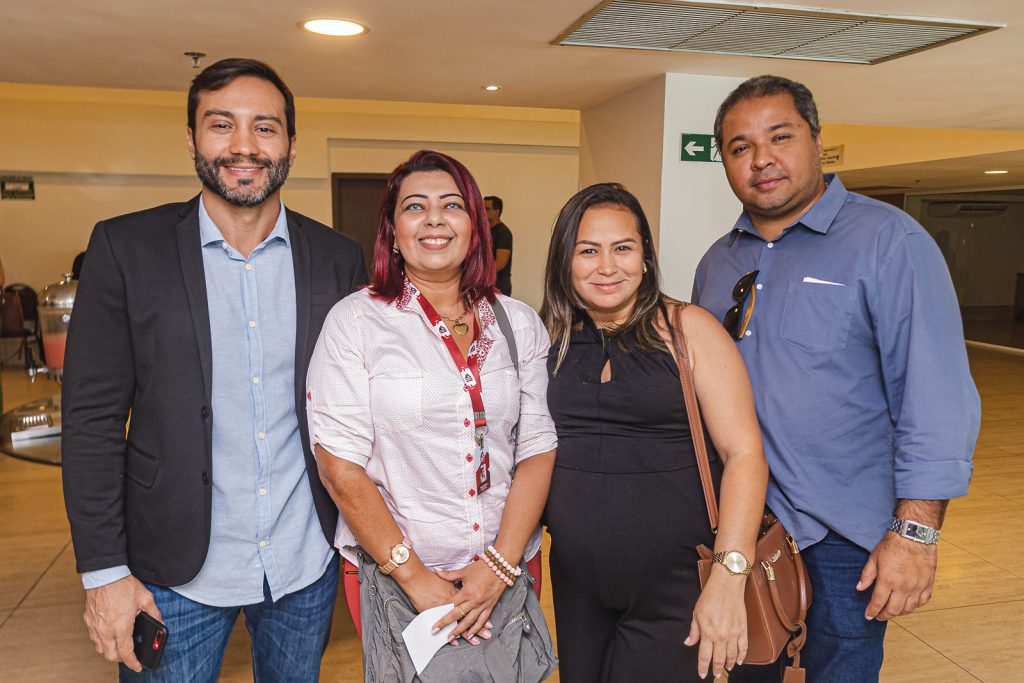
[332,173,389,278]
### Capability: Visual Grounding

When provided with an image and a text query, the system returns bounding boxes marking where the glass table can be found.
[0,393,61,466]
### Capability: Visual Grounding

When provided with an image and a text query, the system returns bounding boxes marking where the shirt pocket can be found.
[369,372,424,432]
[482,368,521,431]
[780,282,855,354]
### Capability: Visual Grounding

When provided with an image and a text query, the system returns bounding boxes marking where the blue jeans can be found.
[728,531,888,683]
[119,556,338,683]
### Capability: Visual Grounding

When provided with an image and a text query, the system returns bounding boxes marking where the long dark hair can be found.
[369,150,495,303]
[541,183,667,372]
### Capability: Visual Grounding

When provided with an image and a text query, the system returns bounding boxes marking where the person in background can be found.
[693,75,980,682]
[61,58,366,681]
[309,150,556,654]
[485,195,513,296]
[541,182,768,681]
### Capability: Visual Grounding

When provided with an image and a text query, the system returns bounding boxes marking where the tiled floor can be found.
[1,346,1021,682]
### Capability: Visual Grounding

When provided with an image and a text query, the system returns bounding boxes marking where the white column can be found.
[659,74,744,299]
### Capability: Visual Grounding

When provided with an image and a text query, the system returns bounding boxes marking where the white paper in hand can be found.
[402,603,458,676]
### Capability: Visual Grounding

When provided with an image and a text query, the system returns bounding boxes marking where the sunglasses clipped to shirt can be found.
[723,270,759,340]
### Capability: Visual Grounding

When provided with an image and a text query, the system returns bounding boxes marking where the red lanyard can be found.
[415,290,488,443]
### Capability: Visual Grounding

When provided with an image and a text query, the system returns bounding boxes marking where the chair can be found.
[1,284,44,364]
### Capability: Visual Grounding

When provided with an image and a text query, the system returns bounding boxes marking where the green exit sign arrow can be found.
[681,133,721,163]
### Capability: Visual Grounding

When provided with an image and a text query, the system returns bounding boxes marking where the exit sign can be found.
[680,133,721,163]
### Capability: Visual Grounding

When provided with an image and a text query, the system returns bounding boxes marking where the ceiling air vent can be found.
[556,1,1001,65]
[927,201,1008,218]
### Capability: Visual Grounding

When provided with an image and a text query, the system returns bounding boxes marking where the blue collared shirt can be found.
[83,197,332,604]
[692,175,980,552]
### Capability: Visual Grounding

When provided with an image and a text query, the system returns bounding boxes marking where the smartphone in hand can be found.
[132,611,168,670]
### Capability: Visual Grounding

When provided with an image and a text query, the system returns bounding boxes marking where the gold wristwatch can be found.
[712,550,753,575]
[379,537,412,575]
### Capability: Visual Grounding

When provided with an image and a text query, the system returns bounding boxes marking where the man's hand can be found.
[857,532,938,621]
[84,575,161,672]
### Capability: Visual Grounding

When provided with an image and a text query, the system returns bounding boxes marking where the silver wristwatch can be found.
[889,518,940,545]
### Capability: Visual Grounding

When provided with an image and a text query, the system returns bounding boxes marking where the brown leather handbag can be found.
[669,303,811,683]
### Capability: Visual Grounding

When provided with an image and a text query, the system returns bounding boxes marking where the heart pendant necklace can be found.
[441,301,471,336]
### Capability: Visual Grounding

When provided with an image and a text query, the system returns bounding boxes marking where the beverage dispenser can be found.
[37,272,77,376]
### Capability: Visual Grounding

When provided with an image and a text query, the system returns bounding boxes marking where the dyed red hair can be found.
[369,150,496,303]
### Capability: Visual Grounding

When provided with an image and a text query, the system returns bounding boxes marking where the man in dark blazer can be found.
[62,59,367,681]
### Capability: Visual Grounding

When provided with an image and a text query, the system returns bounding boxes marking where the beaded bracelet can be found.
[486,545,522,578]
[482,552,514,586]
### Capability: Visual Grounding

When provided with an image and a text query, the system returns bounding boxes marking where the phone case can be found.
[133,611,168,670]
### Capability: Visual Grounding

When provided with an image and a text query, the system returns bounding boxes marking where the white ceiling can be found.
[839,149,1024,193]
[2,1,1021,130]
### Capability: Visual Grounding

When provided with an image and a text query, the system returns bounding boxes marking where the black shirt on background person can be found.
[485,195,513,295]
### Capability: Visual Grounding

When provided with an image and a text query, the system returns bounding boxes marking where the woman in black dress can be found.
[541,183,768,682]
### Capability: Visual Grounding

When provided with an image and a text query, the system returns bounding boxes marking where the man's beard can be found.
[194,152,290,208]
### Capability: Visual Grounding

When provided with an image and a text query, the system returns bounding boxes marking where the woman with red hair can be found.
[307,151,557,663]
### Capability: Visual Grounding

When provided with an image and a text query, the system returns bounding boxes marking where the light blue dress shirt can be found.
[83,198,332,604]
[692,175,980,552]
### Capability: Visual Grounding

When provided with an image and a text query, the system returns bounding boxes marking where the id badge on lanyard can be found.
[473,428,492,494]
[417,289,492,493]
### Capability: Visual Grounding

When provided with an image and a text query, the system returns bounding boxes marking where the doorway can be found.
[905,189,1024,349]
[331,173,389,277]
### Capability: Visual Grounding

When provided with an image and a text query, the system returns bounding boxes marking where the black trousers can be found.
[546,464,720,683]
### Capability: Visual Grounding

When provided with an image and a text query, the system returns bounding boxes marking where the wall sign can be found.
[821,145,844,167]
[680,133,722,163]
[1,176,35,200]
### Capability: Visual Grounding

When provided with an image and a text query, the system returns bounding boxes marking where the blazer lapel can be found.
[289,209,312,404]
[176,196,213,400]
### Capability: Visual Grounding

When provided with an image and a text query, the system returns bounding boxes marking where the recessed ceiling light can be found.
[482,85,501,91]
[984,170,1009,174]
[302,19,367,37]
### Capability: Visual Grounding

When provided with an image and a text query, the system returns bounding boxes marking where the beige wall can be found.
[0,83,579,305]
[579,75,666,244]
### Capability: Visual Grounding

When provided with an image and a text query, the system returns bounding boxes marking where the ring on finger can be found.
[457,605,467,618]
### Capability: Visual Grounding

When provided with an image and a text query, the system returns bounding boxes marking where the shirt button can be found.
[756,283,763,290]
[466,454,473,462]
[473,523,480,531]
[245,263,253,271]
[259,487,267,496]
[469,489,476,497]
[767,242,774,249]
[473,555,480,562]
[745,330,752,337]
[221,241,228,249]
[258,540,267,548]
[248,320,257,328]
[464,419,470,427]
[252,376,260,384]
[258,432,266,440]
[201,471,210,484]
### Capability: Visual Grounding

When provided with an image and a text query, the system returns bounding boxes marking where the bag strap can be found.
[490,297,519,375]
[668,302,720,533]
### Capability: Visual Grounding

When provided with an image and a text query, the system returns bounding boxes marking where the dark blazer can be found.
[62,196,368,586]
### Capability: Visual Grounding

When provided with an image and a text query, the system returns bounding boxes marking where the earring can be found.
[392,240,399,254]
[643,263,648,274]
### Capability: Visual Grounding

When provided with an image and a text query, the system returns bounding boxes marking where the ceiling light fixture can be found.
[302,19,367,37]
[482,85,501,91]
[984,170,1009,174]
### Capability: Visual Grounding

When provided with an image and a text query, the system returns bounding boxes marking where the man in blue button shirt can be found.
[62,59,367,680]
[692,76,980,682]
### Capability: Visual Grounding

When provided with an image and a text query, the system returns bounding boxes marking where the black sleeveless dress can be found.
[545,314,723,683]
